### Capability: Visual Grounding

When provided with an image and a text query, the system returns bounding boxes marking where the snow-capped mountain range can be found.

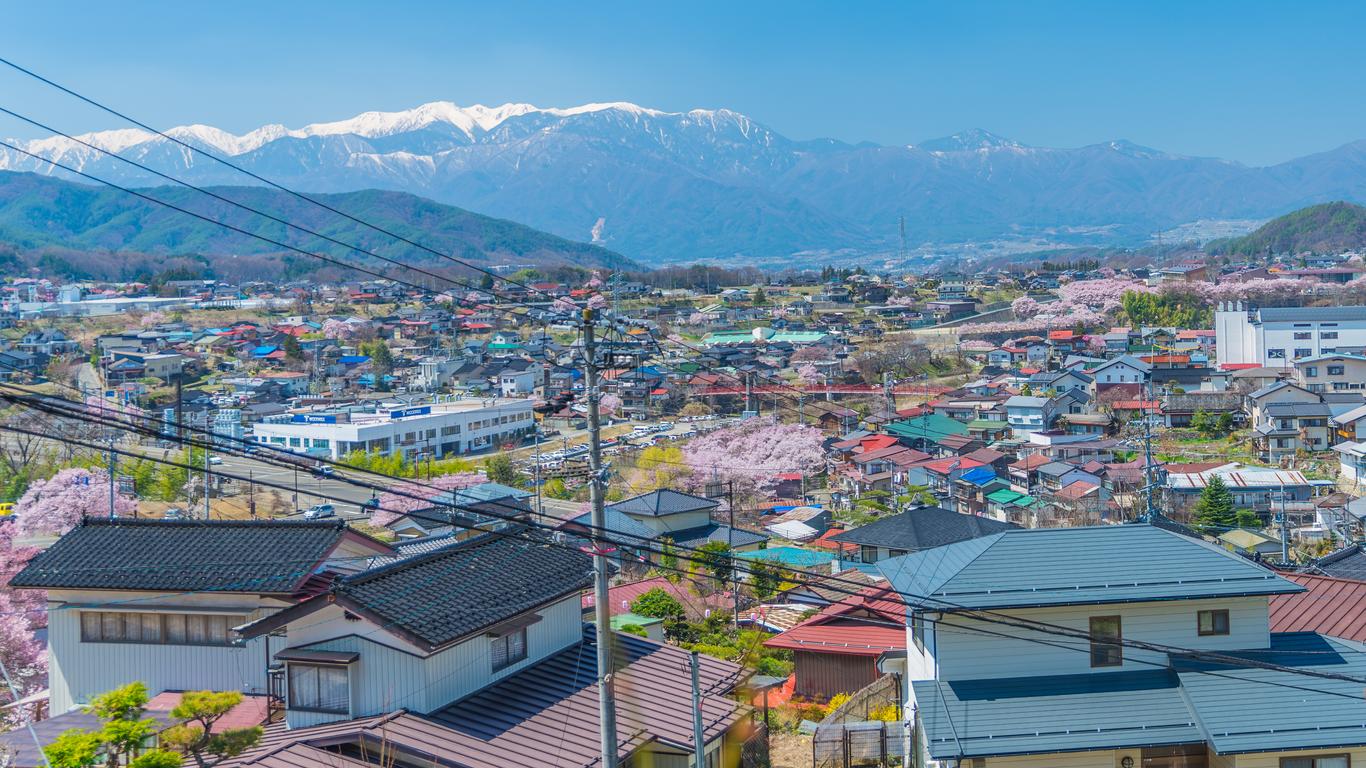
[7,100,1366,265]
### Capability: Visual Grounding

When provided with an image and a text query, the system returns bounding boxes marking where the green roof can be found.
[877,523,1303,611]
[703,329,829,346]
[914,670,1202,760]
[606,612,663,630]
[885,414,969,441]
[967,419,1009,432]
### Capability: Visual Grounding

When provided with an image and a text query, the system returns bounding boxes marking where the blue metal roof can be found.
[913,670,1203,760]
[735,546,832,568]
[1174,632,1366,754]
[878,524,1303,611]
[959,466,999,487]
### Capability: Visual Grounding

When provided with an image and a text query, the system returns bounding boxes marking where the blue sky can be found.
[3,1,1364,165]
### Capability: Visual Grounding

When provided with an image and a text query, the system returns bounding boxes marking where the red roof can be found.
[145,692,270,732]
[1047,330,1076,341]
[763,586,906,656]
[916,456,984,476]
[1270,573,1366,642]
[1112,399,1162,410]
[1221,363,1264,371]
[855,435,900,453]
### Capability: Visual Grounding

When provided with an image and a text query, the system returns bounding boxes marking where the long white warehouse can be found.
[251,399,535,460]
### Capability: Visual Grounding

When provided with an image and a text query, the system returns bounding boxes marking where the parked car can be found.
[312,465,336,478]
[163,507,186,520]
[303,504,336,519]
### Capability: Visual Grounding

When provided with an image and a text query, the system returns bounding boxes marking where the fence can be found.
[811,676,908,768]
[812,721,906,768]
[740,721,770,768]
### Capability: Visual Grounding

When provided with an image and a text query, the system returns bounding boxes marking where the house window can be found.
[1198,609,1230,636]
[287,663,350,714]
[860,545,879,564]
[1323,332,1339,340]
[911,613,926,652]
[491,628,528,671]
[1295,348,1313,358]
[1089,616,1123,667]
[1305,367,1318,377]
[1280,757,1350,768]
[1268,349,1285,359]
[1329,365,1345,376]
[1294,332,1312,340]
[80,611,245,646]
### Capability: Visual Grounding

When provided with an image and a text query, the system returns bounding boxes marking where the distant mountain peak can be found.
[918,128,1024,153]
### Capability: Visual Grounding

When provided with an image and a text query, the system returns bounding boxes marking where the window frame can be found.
[79,610,244,647]
[1279,756,1351,768]
[286,662,351,715]
[490,627,528,672]
[1197,609,1230,637]
[1089,615,1123,668]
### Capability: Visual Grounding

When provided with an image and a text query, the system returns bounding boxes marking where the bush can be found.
[618,623,647,638]
[630,587,685,620]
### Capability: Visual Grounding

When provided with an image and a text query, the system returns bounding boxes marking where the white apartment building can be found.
[1215,302,1366,367]
[251,398,535,460]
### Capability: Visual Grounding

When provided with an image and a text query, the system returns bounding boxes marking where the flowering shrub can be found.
[370,472,488,528]
[13,468,136,538]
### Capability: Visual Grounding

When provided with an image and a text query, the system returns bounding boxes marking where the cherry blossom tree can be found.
[599,393,624,416]
[370,472,488,527]
[790,346,831,363]
[0,591,46,730]
[586,294,610,311]
[321,318,355,340]
[139,310,168,328]
[0,517,44,628]
[586,271,605,290]
[552,297,578,315]
[680,418,824,498]
[796,364,823,386]
[12,468,137,538]
[1011,295,1041,318]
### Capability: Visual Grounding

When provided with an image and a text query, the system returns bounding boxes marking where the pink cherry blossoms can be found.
[13,467,137,538]
[680,418,825,497]
[370,472,488,527]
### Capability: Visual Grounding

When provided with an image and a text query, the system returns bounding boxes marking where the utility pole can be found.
[248,470,256,518]
[583,309,619,768]
[1141,379,1157,522]
[1279,480,1290,562]
[203,443,211,520]
[107,433,117,519]
[690,651,705,768]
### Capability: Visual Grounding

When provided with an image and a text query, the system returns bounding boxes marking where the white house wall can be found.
[934,597,1269,680]
[285,594,584,727]
[45,589,289,713]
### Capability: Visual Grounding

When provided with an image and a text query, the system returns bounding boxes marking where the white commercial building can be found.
[251,398,535,460]
[1214,302,1366,367]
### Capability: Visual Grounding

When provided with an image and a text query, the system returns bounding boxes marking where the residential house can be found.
[828,506,1016,565]
[763,585,906,699]
[228,533,754,767]
[881,523,1366,768]
[1295,354,1366,393]
[10,518,394,714]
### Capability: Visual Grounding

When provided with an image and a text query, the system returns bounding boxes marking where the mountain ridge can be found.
[9,100,1366,265]
[0,170,636,282]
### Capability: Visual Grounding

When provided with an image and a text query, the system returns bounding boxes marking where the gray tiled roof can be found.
[608,488,719,517]
[325,533,593,650]
[669,523,769,549]
[829,507,1016,551]
[10,518,364,595]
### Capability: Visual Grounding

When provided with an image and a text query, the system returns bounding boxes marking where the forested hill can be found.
[0,171,636,283]
[1208,201,1366,256]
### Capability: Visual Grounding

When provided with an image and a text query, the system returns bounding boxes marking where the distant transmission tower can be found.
[899,216,908,260]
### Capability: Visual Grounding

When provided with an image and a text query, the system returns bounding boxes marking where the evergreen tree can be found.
[1194,475,1237,531]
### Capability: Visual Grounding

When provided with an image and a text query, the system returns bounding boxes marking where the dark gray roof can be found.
[1263,402,1332,417]
[669,523,769,549]
[1258,306,1366,322]
[261,533,594,651]
[10,518,368,594]
[608,488,719,517]
[1311,544,1366,580]
[829,507,1017,551]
